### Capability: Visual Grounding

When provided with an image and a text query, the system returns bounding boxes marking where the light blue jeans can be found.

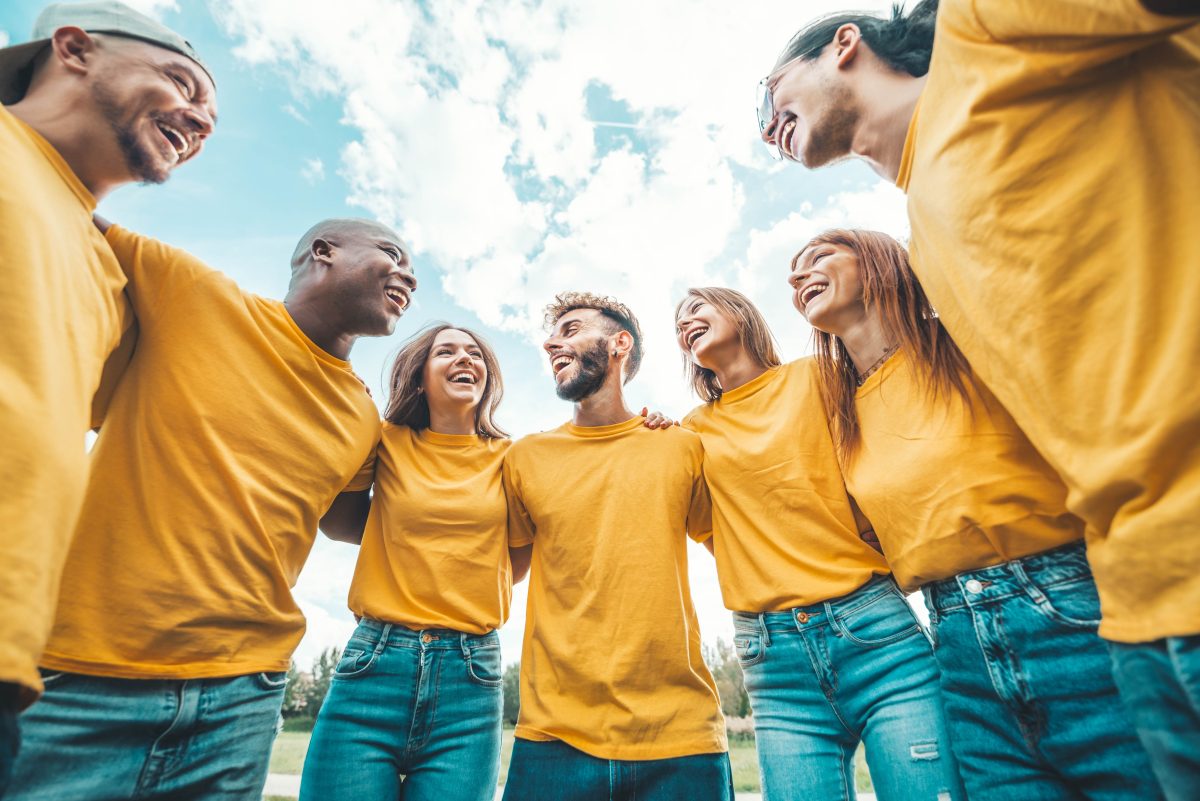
[6,669,286,801]
[1109,634,1200,801]
[734,576,964,801]
[299,619,503,801]
[924,541,1163,801]
[502,738,733,801]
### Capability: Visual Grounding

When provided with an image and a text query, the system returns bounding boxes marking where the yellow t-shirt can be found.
[0,106,130,704]
[41,226,379,679]
[349,424,512,634]
[898,1,1200,641]
[844,351,1084,593]
[683,358,889,611]
[504,417,726,760]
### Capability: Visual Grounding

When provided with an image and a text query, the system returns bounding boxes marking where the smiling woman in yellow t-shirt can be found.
[298,324,530,801]
[792,228,1162,801]
[675,287,963,801]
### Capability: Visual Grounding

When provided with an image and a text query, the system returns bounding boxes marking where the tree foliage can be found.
[703,637,750,718]
[502,661,521,725]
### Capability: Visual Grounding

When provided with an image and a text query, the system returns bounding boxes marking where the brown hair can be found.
[383,323,508,439]
[799,229,975,456]
[544,291,644,383]
[675,287,783,402]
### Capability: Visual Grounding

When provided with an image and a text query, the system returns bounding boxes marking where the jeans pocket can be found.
[332,647,379,680]
[37,669,71,688]
[254,671,289,691]
[733,634,765,668]
[1027,575,1101,630]
[837,592,921,647]
[465,643,503,688]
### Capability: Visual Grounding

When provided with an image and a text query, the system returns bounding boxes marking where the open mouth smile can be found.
[448,370,477,385]
[551,353,574,375]
[155,121,191,160]
[684,326,709,350]
[385,286,410,313]
[800,282,828,310]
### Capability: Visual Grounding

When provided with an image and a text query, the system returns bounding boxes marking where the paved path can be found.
[264,773,876,800]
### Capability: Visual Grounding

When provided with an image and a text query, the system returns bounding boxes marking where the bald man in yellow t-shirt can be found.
[7,218,415,801]
[501,292,731,801]
[757,1,1200,794]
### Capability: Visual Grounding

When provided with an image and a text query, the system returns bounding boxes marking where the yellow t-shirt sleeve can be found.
[686,465,713,543]
[342,444,377,492]
[503,455,535,547]
[89,308,138,431]
[970,0,1197,49]
[104,225,216,320]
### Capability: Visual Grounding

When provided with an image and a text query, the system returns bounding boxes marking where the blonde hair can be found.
[799,229,976,456]
[675,287,782,402]
[544,291,644,383]
[383,323,508,438]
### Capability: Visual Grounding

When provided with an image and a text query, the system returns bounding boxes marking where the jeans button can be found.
[421,634,432,643]
[796,611,810,623]
[965,579,984,594]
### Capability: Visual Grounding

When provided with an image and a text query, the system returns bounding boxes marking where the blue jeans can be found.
[1109,634,1200,801]
[924,541,1163,800]
[501,738,732,801]
[0,682,18,797]
[734,576,963,801]
[6,669,286,801]
[300,620,503,801]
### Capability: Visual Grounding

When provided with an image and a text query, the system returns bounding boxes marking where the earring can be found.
[611,350,617,356]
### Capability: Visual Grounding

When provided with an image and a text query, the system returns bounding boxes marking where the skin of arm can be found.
[509,544,533,584]
[319,489,372,545]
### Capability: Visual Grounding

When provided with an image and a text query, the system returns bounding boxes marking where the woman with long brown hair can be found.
[299,322,528,801]
[674,287,963,801]
[793,229,1162,800]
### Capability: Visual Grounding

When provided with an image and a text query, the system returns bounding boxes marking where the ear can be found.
[50,27,99,78]
[310,237,335,266]
[610,330,634,359]
[833,23,861,69]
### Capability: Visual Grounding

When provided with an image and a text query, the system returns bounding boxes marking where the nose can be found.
[761,113,780,146]
[395,267,418,292]
[543,337,563,355]
[788,267,809,289]
[183,105,215,139]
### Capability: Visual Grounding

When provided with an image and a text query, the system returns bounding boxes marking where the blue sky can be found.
[3,0,907,668]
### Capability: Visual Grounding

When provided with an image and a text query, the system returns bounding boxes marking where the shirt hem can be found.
[39,652,291,680]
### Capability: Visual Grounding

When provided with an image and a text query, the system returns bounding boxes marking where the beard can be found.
[555,338,611,402]
[91,82,170,185]
[801,79,860,169]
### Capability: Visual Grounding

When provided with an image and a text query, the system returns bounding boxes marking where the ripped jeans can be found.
[734,576,964,801]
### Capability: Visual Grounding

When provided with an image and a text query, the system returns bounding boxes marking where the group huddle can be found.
[1,1,1198,801]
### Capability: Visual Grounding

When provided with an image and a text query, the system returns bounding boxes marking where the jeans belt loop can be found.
[758,612,772,647]
[1010,558,1045,605]
[459,632,472,659]
[823,600,840,637]
[375,623,393,656]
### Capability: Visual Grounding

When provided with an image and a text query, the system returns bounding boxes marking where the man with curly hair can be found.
[500,293,732,801]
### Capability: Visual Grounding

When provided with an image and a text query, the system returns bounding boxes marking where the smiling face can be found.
[421,328,487,415]
[88,35,218,184]
[789,240,867,335]
[543,308,616,402]
[761,52,859,167]
[326,226,416,338]
[675,293,739,369]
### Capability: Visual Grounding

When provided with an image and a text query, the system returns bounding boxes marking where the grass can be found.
[270,727,873,794]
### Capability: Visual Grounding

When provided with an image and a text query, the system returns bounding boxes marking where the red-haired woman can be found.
[675,287,963,801]
[299,323,528,801]
[793,229,1162,801]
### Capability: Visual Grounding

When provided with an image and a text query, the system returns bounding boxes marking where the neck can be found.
[284,292,355,361]
[573,374,635,428]
[837,312,894,376]
[851,71,925,182]
[707,347,768,396]
[428,403,477,436]
[8,93,128,200]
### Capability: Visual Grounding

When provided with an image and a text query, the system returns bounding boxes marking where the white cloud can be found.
[300,157,325,184]
[0,31,9,49]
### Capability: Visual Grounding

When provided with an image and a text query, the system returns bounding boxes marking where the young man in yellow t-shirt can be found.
[0,1,217,787]
[756,2,1200,795]
[501,292,732,801]
[5,218,416,801]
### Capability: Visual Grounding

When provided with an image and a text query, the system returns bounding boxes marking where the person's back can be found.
[501,292,731,801]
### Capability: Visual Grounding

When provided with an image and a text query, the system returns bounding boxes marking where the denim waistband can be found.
[922,540,1090,614]
[732,574,899,637]
[354,617,499,651]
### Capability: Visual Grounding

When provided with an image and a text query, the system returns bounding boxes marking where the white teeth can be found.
[803,284,828,306]
[551,355,573,371]
[157,123,188,156]
[686,327,708,348]
[385,289,407,309]
[449,372,476,384]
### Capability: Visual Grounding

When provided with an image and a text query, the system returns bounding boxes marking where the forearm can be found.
[319,490,372,544]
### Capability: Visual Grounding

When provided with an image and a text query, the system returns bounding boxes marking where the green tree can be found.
[303,646,342,719]
[280,659,312,719]
[703,638,750,718]
[502,661,521,725]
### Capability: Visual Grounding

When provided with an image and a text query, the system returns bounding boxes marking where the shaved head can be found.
[290,218,406,272]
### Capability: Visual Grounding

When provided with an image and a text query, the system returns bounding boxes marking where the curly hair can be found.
[544,291,644,383]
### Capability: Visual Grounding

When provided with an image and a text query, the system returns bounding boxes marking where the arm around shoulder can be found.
[320,489,372,545]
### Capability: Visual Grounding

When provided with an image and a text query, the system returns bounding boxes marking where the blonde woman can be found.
[299,323,528,801]
[793,229,1161,801]
[675,288,963,801]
